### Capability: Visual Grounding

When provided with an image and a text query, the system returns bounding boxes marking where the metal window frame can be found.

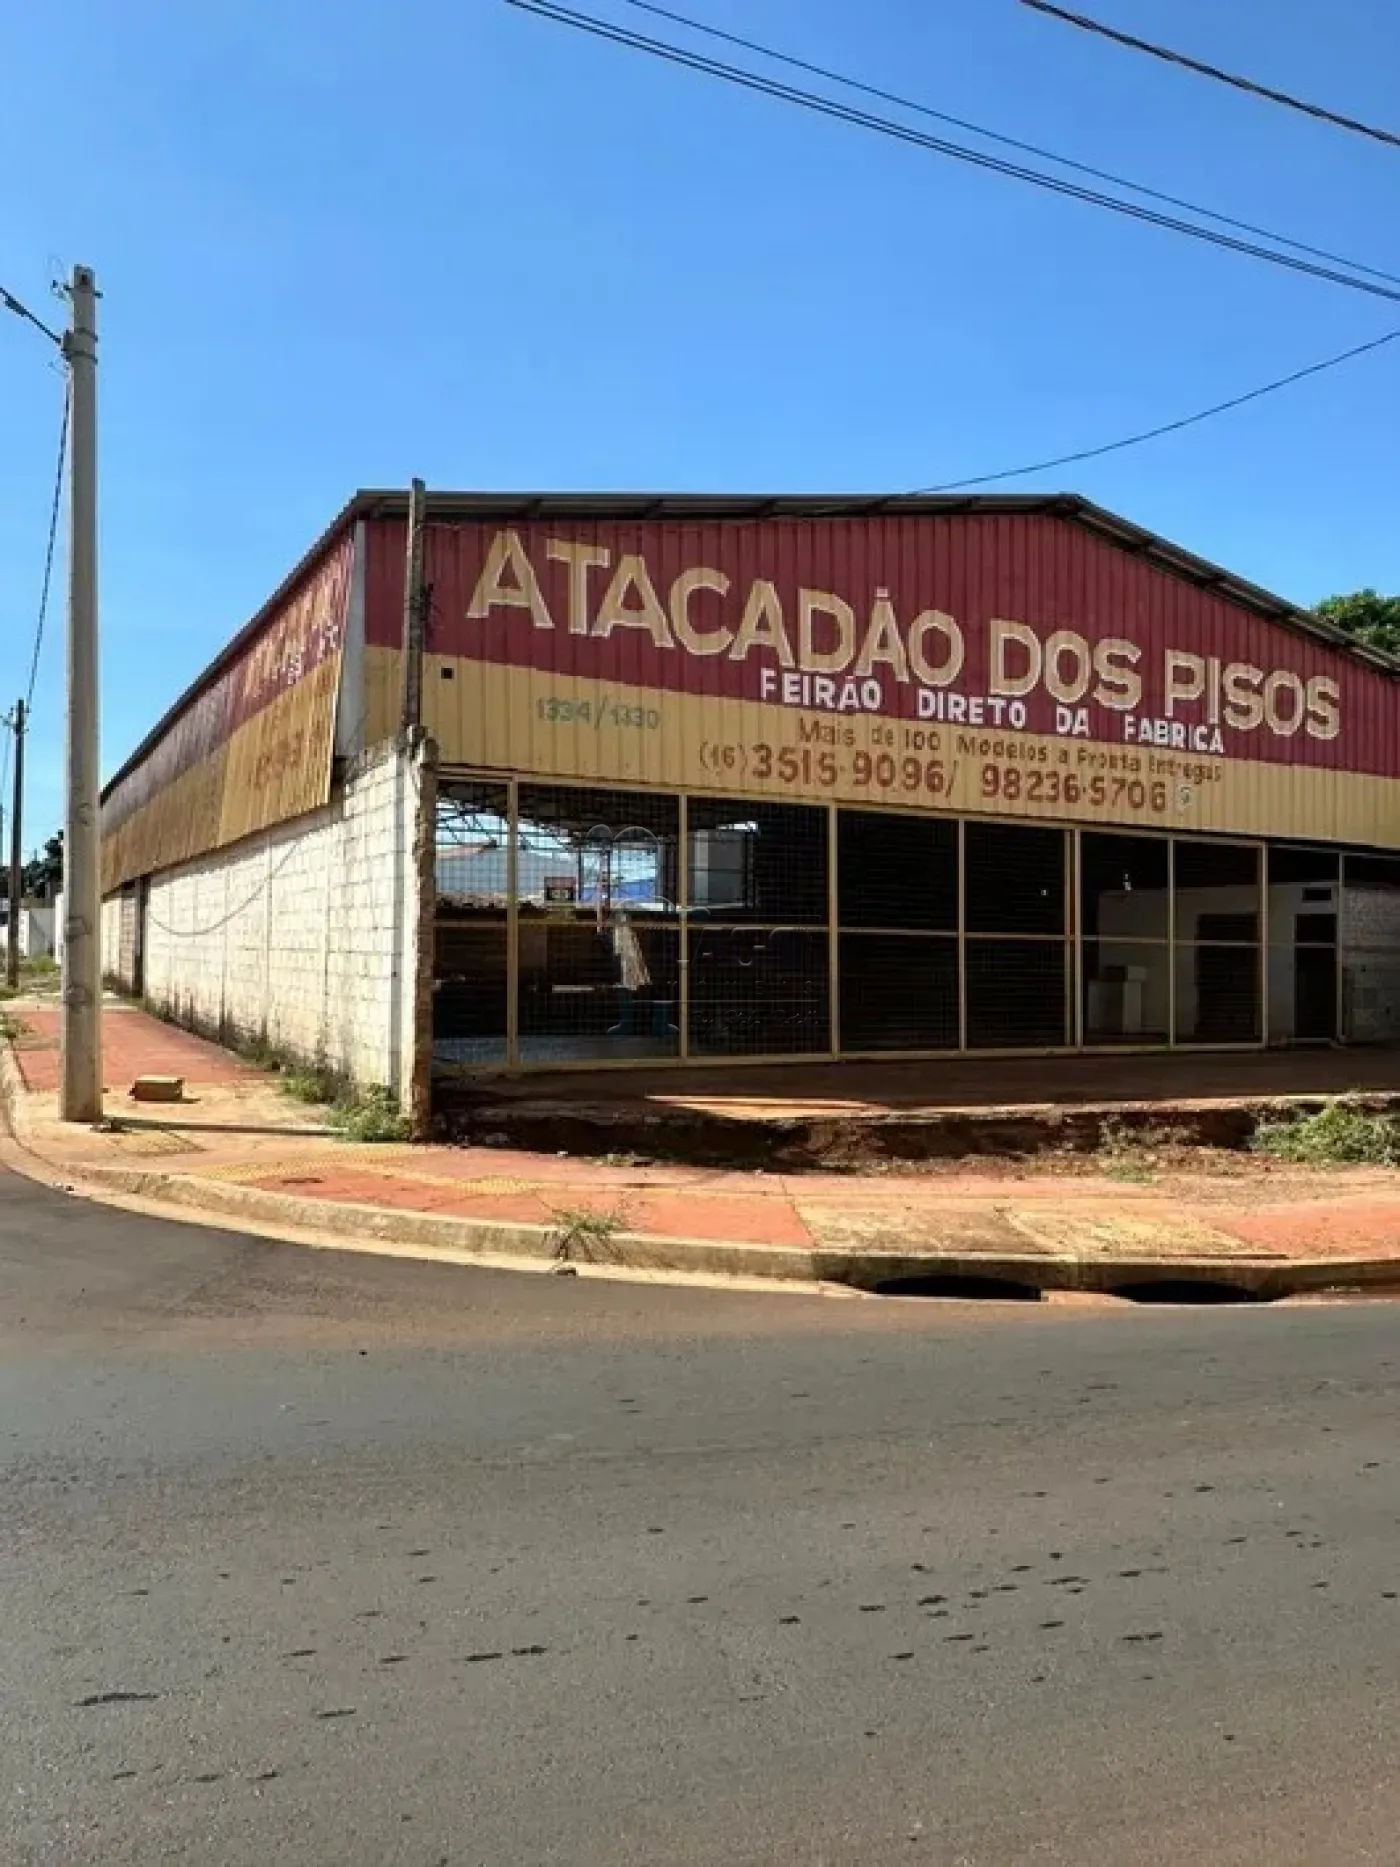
[426,765,1330,1078]
[1339,850,1350,1043]
[678,791,690,1063]
[957,818,968,1052]
[1168,830,1266,1049]
[1069,828,1081,1048]
[827,802,841,1059]
[506,777,520,1069]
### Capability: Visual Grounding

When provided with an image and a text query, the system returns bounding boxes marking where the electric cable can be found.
[508,0,1400,307]
[1022,1,1400,153]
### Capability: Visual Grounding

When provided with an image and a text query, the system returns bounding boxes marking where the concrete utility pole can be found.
[60,265,101,1122]
[7,699,25,990]
[400,477,428,731]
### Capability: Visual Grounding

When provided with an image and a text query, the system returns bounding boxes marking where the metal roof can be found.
[101,487,1399,803]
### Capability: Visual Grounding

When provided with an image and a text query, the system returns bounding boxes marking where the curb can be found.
[6,1036,1400,1302]
[0,1033,36,1144]
[76,1165,828,1284]
[65,1161,1400,1301]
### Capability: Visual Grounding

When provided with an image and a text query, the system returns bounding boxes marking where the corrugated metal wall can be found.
[101,535,355,894]
[364,511,1400,850]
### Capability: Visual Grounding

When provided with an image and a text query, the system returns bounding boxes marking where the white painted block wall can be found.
[101,741,425,1100]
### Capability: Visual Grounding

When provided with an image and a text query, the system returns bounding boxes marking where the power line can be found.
[0,283,63,349]
[616,0,1400,292]
[1022,1,1400,153]
[509,1,1400,308]
[26,379,70,714]
[520,6,1400,497]
[917,325,1400,491]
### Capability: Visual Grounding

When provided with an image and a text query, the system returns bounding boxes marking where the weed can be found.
[328,1086,412,1144]
[1252,1099,1400,1167]
[546,1202,629,1264]
[237,1032,285,1071]
[280,1067,339,1106]
[1094,1117,1199,1181]
[1096,1118,1157,1183]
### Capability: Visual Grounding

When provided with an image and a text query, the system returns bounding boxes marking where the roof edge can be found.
[102,488,1399,806]
[353,487,1398,673]
[100,491,373,805]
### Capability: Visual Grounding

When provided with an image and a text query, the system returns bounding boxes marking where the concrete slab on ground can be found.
[438,1049,1400,1168]
[447,1047,1400,1112]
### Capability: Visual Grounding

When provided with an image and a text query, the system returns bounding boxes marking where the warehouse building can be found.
[100,490,1400,1118]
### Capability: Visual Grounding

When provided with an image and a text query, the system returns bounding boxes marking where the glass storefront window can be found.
[965,823,1066,936]
[434,781,510,1067]
[838,811,957,931]
[515,785,680,1064]
[429,784,1400,1066]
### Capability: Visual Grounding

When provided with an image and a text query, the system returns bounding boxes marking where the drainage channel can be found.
[1107,1280,1266,1306]
[871,1274,1044,1303]
[867,1273,1274,1306]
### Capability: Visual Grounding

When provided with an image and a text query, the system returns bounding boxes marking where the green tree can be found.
[1315,589,1400,660]
[22,832,62,898]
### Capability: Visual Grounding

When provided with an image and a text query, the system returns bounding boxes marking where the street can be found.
[3,1169,1400,1865]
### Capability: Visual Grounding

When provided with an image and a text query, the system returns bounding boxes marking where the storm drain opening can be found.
[1108,1279,1266,1306]
[871,1274,1044,1303]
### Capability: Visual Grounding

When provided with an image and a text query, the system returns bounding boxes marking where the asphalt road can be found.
[4,1169,1400,1865]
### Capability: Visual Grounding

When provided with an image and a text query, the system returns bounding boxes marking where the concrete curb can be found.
[0,1033,36,1143]
[76,1165,828,1284]
[6,1033,1400,1302]
[68,1160,1400,1301]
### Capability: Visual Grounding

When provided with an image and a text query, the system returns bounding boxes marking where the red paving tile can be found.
[1222,1202,1400,1259]
[14,1047,61,1092]
[433,1193,560,1225]
[625,1193,813,1246]
[16,1007,256,1093]
[251,1174,554,1227]
[250,1172,469,1214]
[245,1170,811,1246]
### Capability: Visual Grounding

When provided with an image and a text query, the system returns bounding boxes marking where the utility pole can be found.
[7,699,25,990]
[400,477,427,731]
[60,266,101,1122]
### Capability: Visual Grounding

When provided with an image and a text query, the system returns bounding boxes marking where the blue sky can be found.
[3,0,1399,846]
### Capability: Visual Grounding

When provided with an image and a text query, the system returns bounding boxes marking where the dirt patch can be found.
[437,1091,1400,1175]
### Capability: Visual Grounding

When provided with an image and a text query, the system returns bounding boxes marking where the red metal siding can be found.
[362,511,1400,845]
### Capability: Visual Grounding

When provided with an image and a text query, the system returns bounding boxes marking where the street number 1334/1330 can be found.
[535,697,661,728]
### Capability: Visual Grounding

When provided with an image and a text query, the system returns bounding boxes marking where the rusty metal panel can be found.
[101,535,354,892]
[368,509,1400,849]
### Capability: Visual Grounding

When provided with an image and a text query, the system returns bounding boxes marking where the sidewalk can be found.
[5,1000,1400,1297]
